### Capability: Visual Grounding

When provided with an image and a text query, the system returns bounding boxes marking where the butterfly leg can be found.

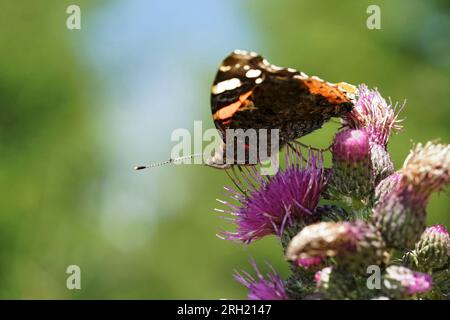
[290,140,332,153]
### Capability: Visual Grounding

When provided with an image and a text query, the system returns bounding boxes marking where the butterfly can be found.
[135,50,357,171]
[206,49,357,168]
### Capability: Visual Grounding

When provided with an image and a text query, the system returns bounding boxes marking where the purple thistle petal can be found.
[406,272,433,295]
[384,266,433,296]
[332,129,370,163]
[218,151,326,243]
[344,84,403,147]
[400,142,450,199]
[425,224,449,236]
[234,260,288,300]
[296,256,324,268]
[314,266,332,285]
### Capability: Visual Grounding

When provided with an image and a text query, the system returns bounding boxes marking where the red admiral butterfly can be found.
[206,50,357,168]
[135,50,357,170]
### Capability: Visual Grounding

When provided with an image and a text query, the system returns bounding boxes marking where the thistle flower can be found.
[234,260,288,300]
[286,221,388,273]
[372,190,427,249]
[217,150,325,244]
[383,266,432,297]
[333,129,371,163]
[341,85,400,185]
[329,129,373,200]
[413,225,450,271]
[215,80,448,300]
[372,142,450,249]
[401,142,450,200]
[344,84,403,147]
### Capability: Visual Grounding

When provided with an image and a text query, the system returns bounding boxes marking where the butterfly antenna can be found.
[134,153,204,170]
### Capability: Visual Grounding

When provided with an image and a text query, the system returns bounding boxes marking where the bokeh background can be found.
[0,0,448,299]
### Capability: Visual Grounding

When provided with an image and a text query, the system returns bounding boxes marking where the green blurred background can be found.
[0,0,448,299]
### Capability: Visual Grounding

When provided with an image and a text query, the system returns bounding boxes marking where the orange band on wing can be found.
[213,91,253,121]
[303,79,352,104]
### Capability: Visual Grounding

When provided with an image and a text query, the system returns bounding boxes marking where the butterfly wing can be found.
[208,50,356,166]
[211,50,355,140]
[210,50,266,129]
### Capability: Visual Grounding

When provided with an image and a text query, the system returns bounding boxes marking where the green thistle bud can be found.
[402,250,419,269]
[370,142,395,186]
[414,225,450,271]
[329,129,373,201]
[314,267,358,299]
[374,172,401,205]
[372,190,426,250]
[372,141,450,250]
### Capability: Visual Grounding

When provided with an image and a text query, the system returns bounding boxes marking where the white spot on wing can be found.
[219,65,231,72]
[245,69,262,78]
[295,72,309,80]
[255,78,263,84]
[270,64,283,71]
[233,49,248,55]
[211,78,242,95]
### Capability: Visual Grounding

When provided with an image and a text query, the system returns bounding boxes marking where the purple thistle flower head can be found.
[287,221,388,272]
[373,142,449,249]
[375,142,449,205]
[383,266,432,296]
[234,260,288,300]
[332,129,370,163]
[406,272,433,295]
[344,84,403,147]
[400,142,450,200]
[217,150,325,244]
[424,224,449,236]
[328,128,376,200]
[286,221,365,261]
